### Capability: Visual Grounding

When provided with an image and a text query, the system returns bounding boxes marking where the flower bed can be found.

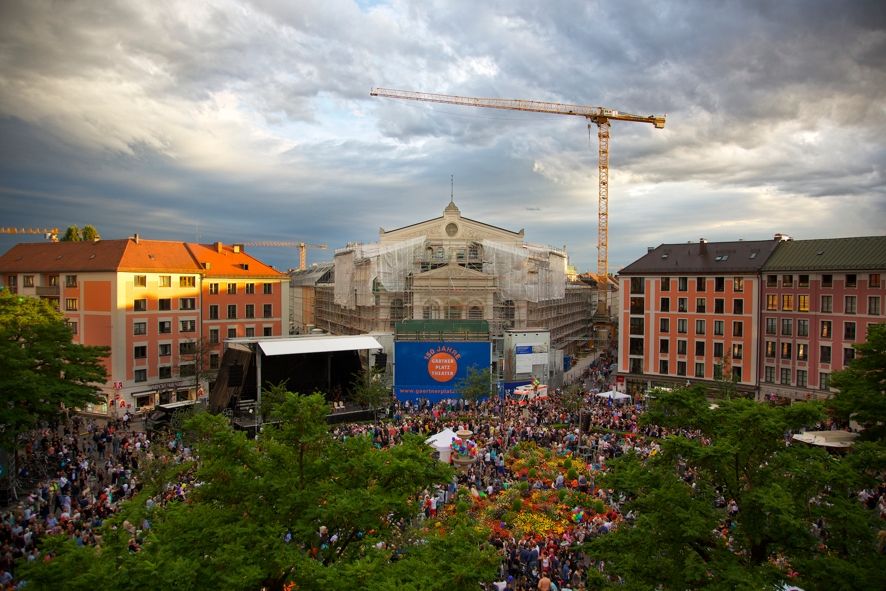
[447,442,616,541]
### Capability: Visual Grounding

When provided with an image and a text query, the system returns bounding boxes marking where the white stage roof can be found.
[258,335,383,357]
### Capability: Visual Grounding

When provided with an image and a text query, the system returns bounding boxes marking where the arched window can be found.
[468,305,483,319]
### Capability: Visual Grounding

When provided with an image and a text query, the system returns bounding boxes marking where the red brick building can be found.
[759,236,886,401]
[0,237,289,413]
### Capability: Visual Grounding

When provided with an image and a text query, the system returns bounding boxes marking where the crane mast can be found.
[240,241,328,270]
[370,87,665,317]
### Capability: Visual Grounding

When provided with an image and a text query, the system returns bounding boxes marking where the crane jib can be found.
[370,86,665,314]
[370,88,665,128]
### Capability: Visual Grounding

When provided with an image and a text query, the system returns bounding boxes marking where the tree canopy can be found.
[455,366,493,406]
[587,386,885,590]
[0,292,108,448]
[19,392,499,590]
[827,322,886,441]
[350,364,391,420]
[59,225,100,242]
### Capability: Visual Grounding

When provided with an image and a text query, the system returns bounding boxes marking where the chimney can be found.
[133,233,139,245]
[215,241,224,253]
[647,246,654,253]
[233,244,242,254]
[774,233,792,241]
[699,238,707,254]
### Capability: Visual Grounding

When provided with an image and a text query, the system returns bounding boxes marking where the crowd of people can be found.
[0,415,197,589]
[2,347,883,590]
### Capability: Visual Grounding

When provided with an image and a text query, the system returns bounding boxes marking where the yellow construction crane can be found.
[241,241,328,270]
[370,87,665,315]
[0,227,59,241]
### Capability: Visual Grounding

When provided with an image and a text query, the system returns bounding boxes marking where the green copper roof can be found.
[762,236,886,271]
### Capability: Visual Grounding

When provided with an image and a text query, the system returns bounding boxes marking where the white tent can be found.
[425,428,458,463]
[595,390,631,402]
[792,430,858,449]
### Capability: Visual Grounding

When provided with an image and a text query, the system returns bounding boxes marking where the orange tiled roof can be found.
[0,238,286,278]
[117,239,203,272]
[186,242,286,278]
[0,240,132,272]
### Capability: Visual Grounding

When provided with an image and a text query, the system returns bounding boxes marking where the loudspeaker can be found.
[374,353,388,368]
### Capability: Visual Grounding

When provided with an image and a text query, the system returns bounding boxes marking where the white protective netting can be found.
[481,240,567,302]
[334,236,565,309]
[333,237,426,309]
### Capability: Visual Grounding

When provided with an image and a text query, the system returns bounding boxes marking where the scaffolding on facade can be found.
[317,236,590,353]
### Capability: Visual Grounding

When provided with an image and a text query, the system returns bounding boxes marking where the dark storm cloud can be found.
[0,0,883,273]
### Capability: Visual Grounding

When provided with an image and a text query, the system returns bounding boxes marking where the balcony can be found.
[36,286,59,297]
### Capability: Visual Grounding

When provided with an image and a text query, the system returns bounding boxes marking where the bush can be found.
[567,468,578,481]
[511,498,523,512]
[563,458,573,470]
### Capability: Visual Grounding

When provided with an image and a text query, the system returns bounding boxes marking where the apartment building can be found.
[0,237,288,412]
[759,236,886,401]
[617,238,782,396]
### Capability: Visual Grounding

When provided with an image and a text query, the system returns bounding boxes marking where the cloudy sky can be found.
[1,0,884,274]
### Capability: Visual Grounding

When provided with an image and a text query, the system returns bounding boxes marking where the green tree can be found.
[827,323,886,441]
[713,350,741,400]
[455,366,492,406]
[60,225,82,241]
[351,364,390,421]
[558,383,586,448]
[0,292,108,448]
[559,383,584,418]
[81,224,101,241]
[19,391,499,591]
[587,386,885,590]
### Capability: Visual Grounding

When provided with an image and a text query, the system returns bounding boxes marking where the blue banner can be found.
[394,341,492,402]
[515,345,533,354]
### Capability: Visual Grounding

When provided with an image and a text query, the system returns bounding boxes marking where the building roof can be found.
[619,239,781,275]
[118,239,207,272]
[0,237,286,277]
[289,262,334,286]
[761,236,886,271]
[380,200,522,238]
[0,240,131,272]
[186,242,285,278]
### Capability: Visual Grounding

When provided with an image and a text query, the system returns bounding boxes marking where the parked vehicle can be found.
[511,384,549,404]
